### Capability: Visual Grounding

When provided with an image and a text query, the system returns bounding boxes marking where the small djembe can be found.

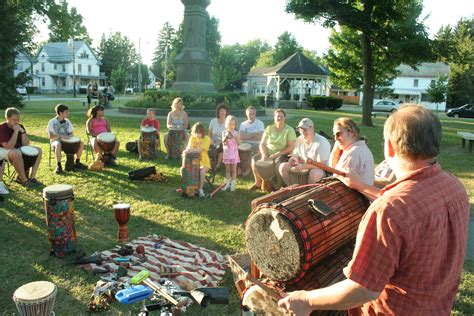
[113,203,130,243]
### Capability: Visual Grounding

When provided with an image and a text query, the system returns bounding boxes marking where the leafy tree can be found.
[254,49,275,68]
[48,0,90,44]
[286,0,432,126]
[110,66,128,95]
[211,46,241,91]
[426,76,448,113]
[130,64,150,90]
[303,50,323,67]
[273,31,302,64]
[0,0,54,108]
[96,32,138,79]
[151,22,176,87]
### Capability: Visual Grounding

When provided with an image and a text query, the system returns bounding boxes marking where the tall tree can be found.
[0,0,54,108]
[96,32,138,79]
[130,64,150,90]
[273,31,302,64]
[426,76,448,113]
[48,0,90,43]
[254,49,275,68]
[151,22,176,87]
[110,66,128,95]
[211,46,241,91]
[286,0,432,126]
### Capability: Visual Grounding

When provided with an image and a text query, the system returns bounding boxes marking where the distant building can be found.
[32,41,106,93]
[330,85,360,105]
[147,69,160,90]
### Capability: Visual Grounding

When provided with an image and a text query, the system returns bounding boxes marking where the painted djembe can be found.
[114,203,130,243]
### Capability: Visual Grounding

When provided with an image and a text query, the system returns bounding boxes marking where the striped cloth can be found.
[81,235,229,291]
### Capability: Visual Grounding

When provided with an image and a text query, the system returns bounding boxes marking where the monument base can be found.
[172,81,216,93]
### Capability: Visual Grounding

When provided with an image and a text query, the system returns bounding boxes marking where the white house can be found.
[370,62,450,111]
[14,49,33,78]
[33,41,106,93]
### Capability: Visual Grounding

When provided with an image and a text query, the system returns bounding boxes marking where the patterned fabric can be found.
[222,130,240,164]
[44,196,77,257]
[47,117,73,138]
[345,163,469,315]
[81,235,229,292]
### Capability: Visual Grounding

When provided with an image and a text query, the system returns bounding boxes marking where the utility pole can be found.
[138,38,142,93]
[163,42,168,90]
[69,37,77,97]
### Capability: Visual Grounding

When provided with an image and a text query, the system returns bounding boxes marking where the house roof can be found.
[248,66,274,76]
[265,52,328,76]
[397,62,450,78]
[34,41,100,64]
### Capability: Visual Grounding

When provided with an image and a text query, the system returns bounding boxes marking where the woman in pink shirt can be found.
[86,105,120,163]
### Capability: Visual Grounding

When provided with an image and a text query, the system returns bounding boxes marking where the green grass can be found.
[0,103,472,315]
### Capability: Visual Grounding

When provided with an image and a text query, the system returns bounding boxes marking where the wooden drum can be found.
[114,203,130,243]
[288,166,310,185]
[42,184,77,257]
[238,143,252,175]
[97,132,116,154]
[13,281,57,316]
[167,129,185,159]
[255,159,275,192]
[139,126,157,161]
[20,146,39,177]
[60,136,81,171]
[180,149,201,197]
[245,177,369,283]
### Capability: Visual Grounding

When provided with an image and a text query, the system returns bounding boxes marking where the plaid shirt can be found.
[344,163,469,315]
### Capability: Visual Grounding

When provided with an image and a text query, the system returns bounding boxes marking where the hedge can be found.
[307,96,343,110]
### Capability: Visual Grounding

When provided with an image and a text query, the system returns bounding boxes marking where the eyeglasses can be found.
[333,130,346,139]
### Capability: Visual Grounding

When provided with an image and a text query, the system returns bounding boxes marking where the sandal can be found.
[250,184,260,191]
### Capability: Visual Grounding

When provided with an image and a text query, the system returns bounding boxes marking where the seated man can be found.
[0,107,42,187]
[279,118,331,185]
[239,105,265,175]
[47,104,87,174]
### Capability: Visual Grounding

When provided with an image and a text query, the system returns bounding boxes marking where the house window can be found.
[62,78,66,87]
[41,63,45,72]
[62,64,66,72]
[413,79,419,87]
[41,77,45,86]
[421,94,430,101]
[78,64,82,73]
[88,65,92,74]
[54,64,57,70]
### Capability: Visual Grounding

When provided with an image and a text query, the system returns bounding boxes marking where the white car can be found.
[16,85,27,95]
[125,87,134,94]
[373,100,399,112]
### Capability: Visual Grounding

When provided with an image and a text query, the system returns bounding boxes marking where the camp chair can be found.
[85,129,94,162]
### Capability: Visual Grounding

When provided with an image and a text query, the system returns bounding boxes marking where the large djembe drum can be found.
[245,177,369,283]
[20,146,39,177]
[139,126,158,161]
[42,184,76,257]
[255,159,275,192]
[167,129,185,159]
[97,132,116,164]
[13,281,57,316]
[288,166,310,185]
[114,203,130,243]
[60,136,81,171]
[238,143,252,175]
[180,149,201,197]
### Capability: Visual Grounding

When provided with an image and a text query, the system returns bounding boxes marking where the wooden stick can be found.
[143,279,179,305]
[210,183,226,198]
[305,159,346,177]
[245,273,283,302]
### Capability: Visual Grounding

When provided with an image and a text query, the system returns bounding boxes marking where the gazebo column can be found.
[299,78,303,102]
[276,76,280,101]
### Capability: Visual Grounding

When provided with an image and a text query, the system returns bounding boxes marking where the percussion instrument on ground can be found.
[114,203,131,243]
[238,143,252,176]
[288,166,310,185]
[42,184,77,257]
[97,132,116,165]
[181,149,201,197]
[167,129,186,159]
[20,146,39,177]
[139,126,158,161]
[60,136,81,171]
[255,158,275,192]
[13,281,57,316]
[245,177,369,283]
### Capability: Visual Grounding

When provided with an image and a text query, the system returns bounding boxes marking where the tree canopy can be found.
[48,0,90,44]
[96,32,138,79]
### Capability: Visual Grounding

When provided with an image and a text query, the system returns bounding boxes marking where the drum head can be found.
[242,285,289,316]
[13,281,56,301]
[0,147,6,160]
[43,184,73,199]
[97,132,115,142]
[61,136,80,143]
[20,146,39,156]
[113,203,130,210]
[238,143,252,151]
[141,126,156,133]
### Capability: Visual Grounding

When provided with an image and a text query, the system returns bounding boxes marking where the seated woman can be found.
[208,102,228,170]
[86,105,120,164]
[329,117,374,185]
[251,109,297,190]
[164,97,189,159]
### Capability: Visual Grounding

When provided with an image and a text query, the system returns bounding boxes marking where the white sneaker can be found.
[198,189,205,198]
[0,181,9,195]
[222,182,230,191]
[230,181,236,192]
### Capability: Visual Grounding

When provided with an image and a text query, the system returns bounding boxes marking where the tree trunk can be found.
[361,32,374,126]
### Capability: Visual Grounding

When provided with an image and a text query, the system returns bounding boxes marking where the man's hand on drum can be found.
[337,168,362,189]
[269,152,280,160]
[278,291,313,316]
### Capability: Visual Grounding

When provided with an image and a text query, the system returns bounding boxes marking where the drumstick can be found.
[245,273,283,302]
[305,158,346,177]
[210,183,226,198]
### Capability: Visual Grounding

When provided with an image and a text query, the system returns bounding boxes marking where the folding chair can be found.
[85,130,94,162]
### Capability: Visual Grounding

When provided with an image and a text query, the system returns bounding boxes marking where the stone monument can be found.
[173,0,215,93]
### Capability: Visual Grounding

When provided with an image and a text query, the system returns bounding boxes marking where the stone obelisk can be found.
[173,0,215,93]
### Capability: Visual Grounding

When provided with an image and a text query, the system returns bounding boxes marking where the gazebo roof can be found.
[264,52,328,76]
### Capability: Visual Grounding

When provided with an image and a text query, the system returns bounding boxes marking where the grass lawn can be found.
[0,100,472,315]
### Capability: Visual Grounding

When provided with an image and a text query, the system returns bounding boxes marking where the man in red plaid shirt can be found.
[278,104,469,315]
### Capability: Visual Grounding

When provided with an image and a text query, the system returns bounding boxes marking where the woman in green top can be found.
[251,109,296,190]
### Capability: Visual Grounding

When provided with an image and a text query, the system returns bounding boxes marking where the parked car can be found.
[446,104,474,118]
[125,87,134,94]
[373,100,399,112]
[16,85,27,95]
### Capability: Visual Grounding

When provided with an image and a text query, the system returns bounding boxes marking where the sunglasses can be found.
[333,130,345,138]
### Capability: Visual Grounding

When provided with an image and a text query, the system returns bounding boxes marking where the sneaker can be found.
[75,162,87,170]
[28,178,43,186]
[21,179,35,189]
[55,165,63,174]
[0,182,9,195]
[230,181,236,192]
[222,182,230,191]
[199,189,205,198]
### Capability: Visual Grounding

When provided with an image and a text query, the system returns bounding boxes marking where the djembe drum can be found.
[139,126,157,161]
[245,177,369,284]
[238,143,252,176]
[288,166,310,185]
[42,184,77,257]
[97,132,116,164]
[255,159,275,192]
[20,146,39,177]
[13,281,57,316]
[114,203,130,243]
[167,129,185,159]
[60,136,81,171]
[180,149,201,197]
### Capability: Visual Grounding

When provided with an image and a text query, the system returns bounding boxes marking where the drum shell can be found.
[20,146,39,170]
[42,185,76,257]
[13,281,57,316]
[251,184,309,211]
[238,145,252,173]
[288,167,310,185]
[181,151,200,197]
[97,132,116,153]
[60,137,81,155]
[167,129,186,159]
[140,129,158,160]
[114,204,130,225]
[255,159,275,181]
[245,177,369,283]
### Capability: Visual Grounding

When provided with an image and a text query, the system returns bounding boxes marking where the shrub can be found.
[308,96,343,110]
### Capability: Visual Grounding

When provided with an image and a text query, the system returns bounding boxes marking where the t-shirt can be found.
[141,118,160,131]
[188,135,211,169]
[263,125,297,155]
[0,122,25,148]
[209,118,226,144]
[239,119,265,146]
[47,117,73,139]
[293,133,331,163]
[329,140,375,185]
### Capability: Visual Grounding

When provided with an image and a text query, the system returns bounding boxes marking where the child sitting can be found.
[186,122,211,197]
[221,115,241,191]
[140,108,160,148]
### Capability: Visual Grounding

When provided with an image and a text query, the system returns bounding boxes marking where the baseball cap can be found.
[297,118,314,129]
